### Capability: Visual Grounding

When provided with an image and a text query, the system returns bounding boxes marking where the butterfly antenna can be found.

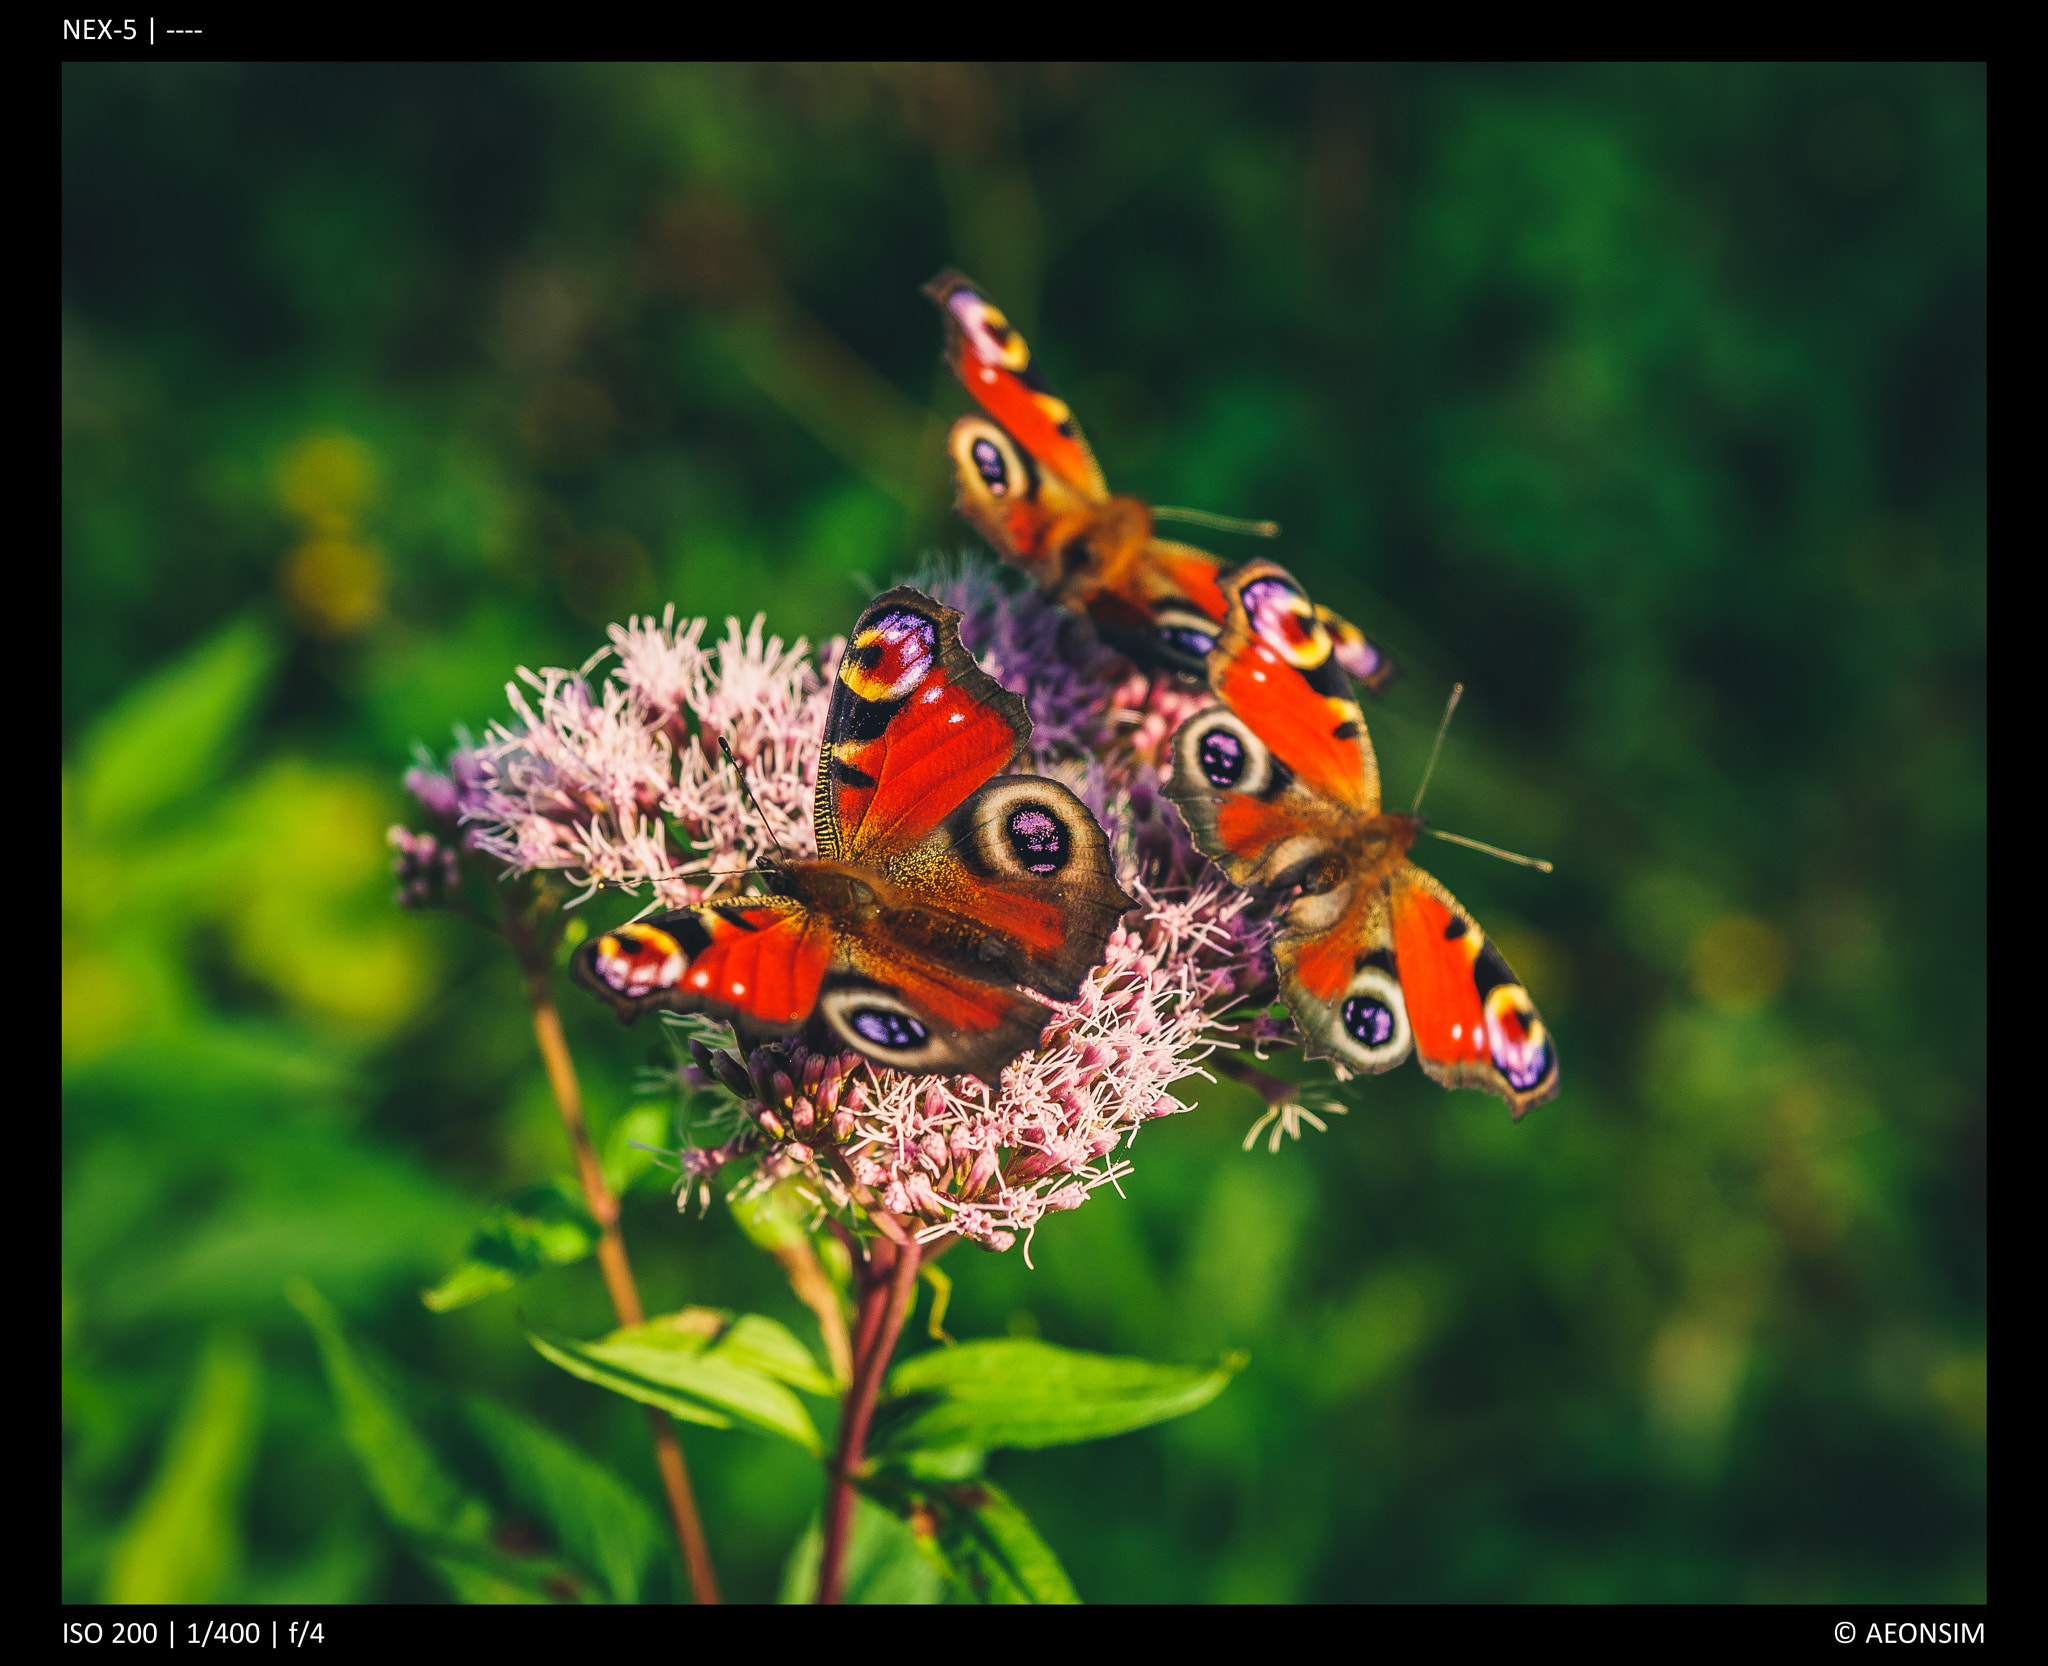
[1410,682,1464,816]
[1152,506,1281,539]
[718,736,788,861]
[1425,828,1554,873]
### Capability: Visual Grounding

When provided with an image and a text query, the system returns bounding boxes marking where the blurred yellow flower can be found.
[276,433,379,533]
[282,535,385,636]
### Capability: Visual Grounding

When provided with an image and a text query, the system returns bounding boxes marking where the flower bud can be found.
[710,1050,754,1100]
[1005,1150,1061,1184]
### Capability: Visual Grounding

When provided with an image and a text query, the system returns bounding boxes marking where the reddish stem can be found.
[816,1233,922,1604]
[516,940,720,1605]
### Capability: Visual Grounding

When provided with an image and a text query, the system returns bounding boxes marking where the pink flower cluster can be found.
[689,864,1269,1258]
[403,560,1296,1251]
[456,609,833,906]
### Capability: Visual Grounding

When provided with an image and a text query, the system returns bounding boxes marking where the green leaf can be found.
[602,1105,675,1197]
[74,615,277,835]
[527,1309,827,1453]
[460,1397,662,1605]
[289,1280,588,1604]
[921,1478,1081,1605]
[709,1310,839,1398]
[777,1497,945,1605]
[101,1331,262,1603]
[873,1340,1243,1456]
[421,1180,599,1313]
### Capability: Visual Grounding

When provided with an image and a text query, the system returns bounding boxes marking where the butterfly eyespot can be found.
[1175,711,1273,799]
[1157,623,1217,658]
[1199,728,1246,788]
[1484,985,1554,1094]
[1342,994,1398,1049]
[1317,963,1411,1072]
[1331,632,1385,682]
[971,436,1009,495]
[1152,605,1218,662]
[1240,576,1333,670]
[849,1006,930,1050]
[593,924,686,998]
[949,291,1031,372]
[842,609,937,702]
[1005,804,1071,875]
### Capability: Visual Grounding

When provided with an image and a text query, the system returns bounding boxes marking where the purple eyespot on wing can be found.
[1333,635,1385,682]
[843,609,937,703]
[1156,621,1216,659]
[1342,994,1396,1048]
[948,289,1022,369]
[1005,804,1070,874]
[972,436,1010,495]
[1199,728,1246,788]
[594,925,685,998]
[1241,576,1326,667]
[1485,988,1554,1092]
[850,1006,931,1050]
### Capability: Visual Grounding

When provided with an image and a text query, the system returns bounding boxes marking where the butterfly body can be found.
[577,589,1134,1079]
[1166,561,1558,1117]
[927,270,1394,688]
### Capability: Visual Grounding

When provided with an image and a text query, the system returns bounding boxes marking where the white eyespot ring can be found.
[1175,710,1273,798]
[949,418,1029,504]
[963,778,1091,881]
[1322,963,1412,1073]
[818,986,952,1071]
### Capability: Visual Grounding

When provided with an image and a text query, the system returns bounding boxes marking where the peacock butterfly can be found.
[1163,560,1558,1117]
[574,588,1135,1080]
[924,269,1397,691]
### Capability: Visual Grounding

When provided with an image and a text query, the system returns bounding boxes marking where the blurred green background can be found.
[62,64,1984,1603]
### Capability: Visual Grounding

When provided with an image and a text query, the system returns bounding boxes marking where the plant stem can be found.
[768,1232,855,1387]
[1214,1051,1301,1107]
[525,967,722,1606]
[816,1232,922,1605]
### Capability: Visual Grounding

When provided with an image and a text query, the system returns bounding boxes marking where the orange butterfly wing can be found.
[816,588,1029,863]
[927,272,1400,688]
[1166,559,1556,1117]
[1207,560,1381,811]
[1388,867,1558,1117]
[573,899,833,1040]
[925,270,1107,500]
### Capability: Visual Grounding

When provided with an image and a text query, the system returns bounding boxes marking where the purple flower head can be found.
[403,747,487,828]
[388,824,462,909]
